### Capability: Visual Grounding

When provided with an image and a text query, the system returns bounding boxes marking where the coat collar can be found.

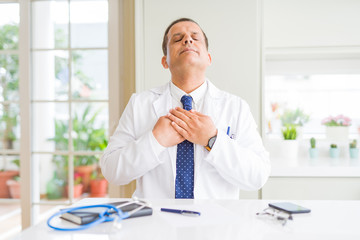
[151,79,224,118]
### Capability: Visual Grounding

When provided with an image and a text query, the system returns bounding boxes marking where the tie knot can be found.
[181,95,193,111]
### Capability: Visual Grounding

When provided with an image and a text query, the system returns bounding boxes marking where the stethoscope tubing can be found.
[47,204,129,231]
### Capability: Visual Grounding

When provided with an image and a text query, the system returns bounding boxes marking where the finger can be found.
[171,121,190,139]
[174,107,195,118]
[170,108,191,121]
[189,109,204,117]
[167,113,189,130]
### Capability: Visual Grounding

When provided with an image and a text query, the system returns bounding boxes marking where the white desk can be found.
[14,198,360,240]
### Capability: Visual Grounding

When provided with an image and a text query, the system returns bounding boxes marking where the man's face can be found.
[162,21,211,71]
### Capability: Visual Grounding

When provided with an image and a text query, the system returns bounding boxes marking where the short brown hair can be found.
[162,18,209,56]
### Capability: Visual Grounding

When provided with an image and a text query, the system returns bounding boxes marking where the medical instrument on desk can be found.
[161,208,201,217]
[47,198,150,231]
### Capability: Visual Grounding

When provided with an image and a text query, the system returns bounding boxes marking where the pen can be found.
[227,126,230,136]
[160,208,201,217]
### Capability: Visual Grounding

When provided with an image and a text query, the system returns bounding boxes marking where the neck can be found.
[171,72,206,94]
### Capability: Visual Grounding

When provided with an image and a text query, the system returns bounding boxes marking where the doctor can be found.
[101,18,270,199]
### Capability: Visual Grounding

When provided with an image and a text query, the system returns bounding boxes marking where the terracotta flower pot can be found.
[90,179,108,197]
[6,179,21,199]
[65,184,84,198]
[0,171,19,198]
[75,165,95,192]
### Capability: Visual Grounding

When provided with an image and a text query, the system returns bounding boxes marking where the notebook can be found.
[60,201,153,225]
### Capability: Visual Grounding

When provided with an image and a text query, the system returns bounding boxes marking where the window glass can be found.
[32,51,69,101]
[0,55,19,101]
[32,0,69,49]
[72,102,108,151]
[0,103,20,150]
[70,0,108,48]
[0,3,19,50]
[36,154,68,201]
[32,103,69,152]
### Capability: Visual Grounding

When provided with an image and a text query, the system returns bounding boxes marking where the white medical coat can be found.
[101,80,271,199]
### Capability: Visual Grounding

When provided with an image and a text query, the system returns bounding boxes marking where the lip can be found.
[180,48,198,55]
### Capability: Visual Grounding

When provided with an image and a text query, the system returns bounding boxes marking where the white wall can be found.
[136,0,262,125]
[264,0,360,48]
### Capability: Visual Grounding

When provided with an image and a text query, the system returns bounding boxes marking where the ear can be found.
[161,56,169,69]
[207,53,212,66]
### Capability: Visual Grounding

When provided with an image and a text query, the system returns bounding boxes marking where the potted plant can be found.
[6,159,20,199]
[309,137,318,159]
[90,166,108,197]
[0,158,19,198]
[349,140,359,159]
[322,115,351,141]
[0,169,19,198]
[329,144,340,158]
[66,172,83,199]
[281,124,298,164]
[280,108,309,139]
[48,106,108,194]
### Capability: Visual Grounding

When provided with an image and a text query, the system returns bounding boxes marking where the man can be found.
[101,18,270,199]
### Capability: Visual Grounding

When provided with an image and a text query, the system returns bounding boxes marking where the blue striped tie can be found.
[175,95,194,199]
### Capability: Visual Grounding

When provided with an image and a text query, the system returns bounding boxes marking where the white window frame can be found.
[0,0,121,229]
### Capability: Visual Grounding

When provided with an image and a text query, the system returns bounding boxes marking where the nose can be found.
[183,34,193,45]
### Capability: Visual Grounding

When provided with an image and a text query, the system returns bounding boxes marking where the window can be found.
[31,0,109,207]
[0,0,121,236]
[264,58,360,139]
[0,1,21,238]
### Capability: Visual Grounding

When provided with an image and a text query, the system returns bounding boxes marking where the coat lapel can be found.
[152,83,177,183]
[194,80,223,186]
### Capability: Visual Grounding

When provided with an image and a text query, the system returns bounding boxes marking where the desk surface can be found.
[14,198,360,240]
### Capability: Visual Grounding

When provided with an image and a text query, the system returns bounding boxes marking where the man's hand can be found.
[168,107,217,146]
[152,116,185,147]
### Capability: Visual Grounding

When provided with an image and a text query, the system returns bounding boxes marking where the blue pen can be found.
[161,208,201,217]
[227,126,230,136]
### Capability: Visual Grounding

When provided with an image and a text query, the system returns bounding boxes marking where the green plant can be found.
[330,144,337,149]
[282,125,297,140]
[350,140,357,149]
[281,108,310,127]
[91,166,104,180]
[310,137,316,149]
[0,24,19,149]
[48,105,108,166]
[11,159,20,181]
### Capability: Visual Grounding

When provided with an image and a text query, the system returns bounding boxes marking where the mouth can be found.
[180,48,198,55]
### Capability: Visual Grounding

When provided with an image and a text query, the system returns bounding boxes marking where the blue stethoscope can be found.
[47,199,149,231]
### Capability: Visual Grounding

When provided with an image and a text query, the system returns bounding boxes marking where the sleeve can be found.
[100,94,166,185]
[204,100,271,191]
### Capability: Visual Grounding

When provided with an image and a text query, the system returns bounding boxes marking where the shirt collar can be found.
[170,80,208,107]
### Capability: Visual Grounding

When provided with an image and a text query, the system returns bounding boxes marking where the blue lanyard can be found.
[47,204,129,231]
